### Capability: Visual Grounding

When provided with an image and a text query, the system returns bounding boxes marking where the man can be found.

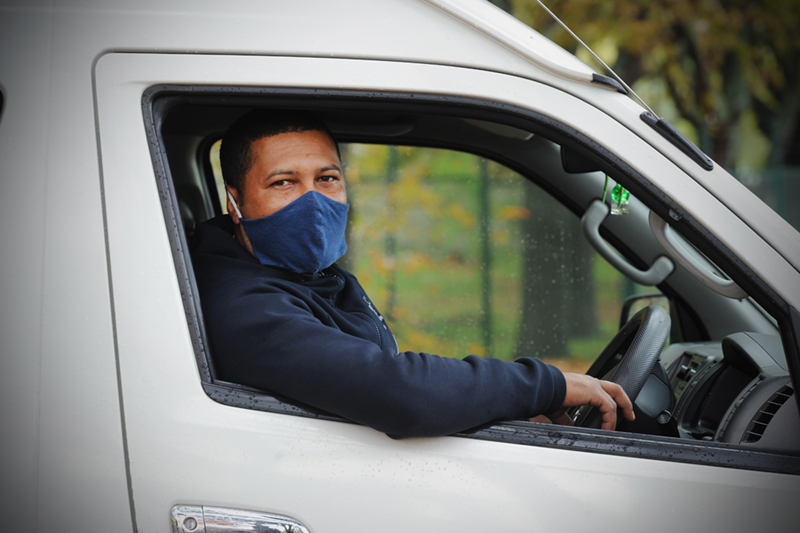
[191,109,634,438]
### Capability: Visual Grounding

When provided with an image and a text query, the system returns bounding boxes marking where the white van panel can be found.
[0,8,51,527]
[94,52,799,532]
[0,7,134,533]
[3,1,797,529]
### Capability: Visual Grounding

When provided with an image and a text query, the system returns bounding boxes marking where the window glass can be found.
[342,144,655,372]
[209,140,654,372]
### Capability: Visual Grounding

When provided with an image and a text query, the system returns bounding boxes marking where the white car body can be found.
[1,1,799,532]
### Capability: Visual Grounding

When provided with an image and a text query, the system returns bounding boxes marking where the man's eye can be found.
[271,179,290,187]
[318,175,339,182]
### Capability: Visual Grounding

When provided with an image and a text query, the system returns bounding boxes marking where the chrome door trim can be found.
[172,505,310,533]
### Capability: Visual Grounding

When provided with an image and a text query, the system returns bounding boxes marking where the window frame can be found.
[142,84,800,475]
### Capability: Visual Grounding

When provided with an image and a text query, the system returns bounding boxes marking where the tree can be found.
[509,0,800,173]
[515,183,597,359]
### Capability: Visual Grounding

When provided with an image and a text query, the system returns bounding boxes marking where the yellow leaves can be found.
[466,342,487,357]
[733,109,771,170]
[506,0,797,168]
[594,34,619,66]
[398,330,440,353]
[442,252,466,267]
[576,34,618,71]
[491,228,510,244]
[496,205,531,221]
[540,356,591,374]
[398,329,457,357]
[400,252,437,275]
[747,46,783,107]
[393,172,441,216]
[446,203,475,229]
[368,252,396,276]
[424,284,441,298]
[672,118,699,146]
[345,144,390,178]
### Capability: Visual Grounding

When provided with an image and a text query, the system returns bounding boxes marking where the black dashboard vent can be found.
[743,385,794,443]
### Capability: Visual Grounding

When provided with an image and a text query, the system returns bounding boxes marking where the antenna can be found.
[536,0,658,118]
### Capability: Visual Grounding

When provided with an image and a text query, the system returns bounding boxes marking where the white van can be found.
[1,1,799,531]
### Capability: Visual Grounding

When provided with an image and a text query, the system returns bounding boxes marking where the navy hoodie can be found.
[191,215,566,438]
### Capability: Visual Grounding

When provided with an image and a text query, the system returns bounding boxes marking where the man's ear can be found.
[226,185,243,224]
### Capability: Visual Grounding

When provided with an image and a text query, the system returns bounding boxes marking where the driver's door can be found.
[96,52,800,532]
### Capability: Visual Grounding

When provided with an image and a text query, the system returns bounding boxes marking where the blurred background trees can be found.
[497,0,800,229]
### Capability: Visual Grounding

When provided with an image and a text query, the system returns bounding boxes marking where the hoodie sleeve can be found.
[204,274,566,438]
[191,217,566,438]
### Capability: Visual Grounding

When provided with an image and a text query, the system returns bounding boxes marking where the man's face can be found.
[227,129,346,256]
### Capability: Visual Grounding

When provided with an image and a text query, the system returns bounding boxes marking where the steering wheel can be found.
[573,304,671,429]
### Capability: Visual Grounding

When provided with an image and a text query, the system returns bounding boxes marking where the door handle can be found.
[581,199,674,286]
[172,505,310,533]
[648,210,747,299]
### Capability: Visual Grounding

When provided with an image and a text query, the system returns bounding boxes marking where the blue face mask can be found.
[228,190,349,273]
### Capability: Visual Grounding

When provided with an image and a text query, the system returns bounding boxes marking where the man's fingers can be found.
[560,372,636,431]
[587,389,618,430]
[600,381,636,422]
[600,409,616,430]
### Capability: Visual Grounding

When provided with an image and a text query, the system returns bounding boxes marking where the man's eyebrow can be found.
[267,169,297,179]
[267,164,342,179]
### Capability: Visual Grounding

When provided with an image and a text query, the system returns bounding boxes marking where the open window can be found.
[206,137,659,368]
[145,85,800,473]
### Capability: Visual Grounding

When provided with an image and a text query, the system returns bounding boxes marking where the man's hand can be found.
[534,373,635,431]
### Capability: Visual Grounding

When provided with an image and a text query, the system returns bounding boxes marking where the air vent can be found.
[743,385,794,443]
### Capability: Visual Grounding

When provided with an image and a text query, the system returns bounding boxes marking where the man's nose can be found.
[299,178,315,194]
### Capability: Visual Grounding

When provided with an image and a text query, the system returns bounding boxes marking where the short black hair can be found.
[220,109,339,193]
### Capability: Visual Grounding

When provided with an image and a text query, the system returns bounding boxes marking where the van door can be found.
[95,52,799,532]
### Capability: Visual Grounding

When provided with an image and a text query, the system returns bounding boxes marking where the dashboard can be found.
[661,333,799,452]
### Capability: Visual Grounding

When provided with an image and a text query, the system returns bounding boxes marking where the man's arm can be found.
[192,219,569,438]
